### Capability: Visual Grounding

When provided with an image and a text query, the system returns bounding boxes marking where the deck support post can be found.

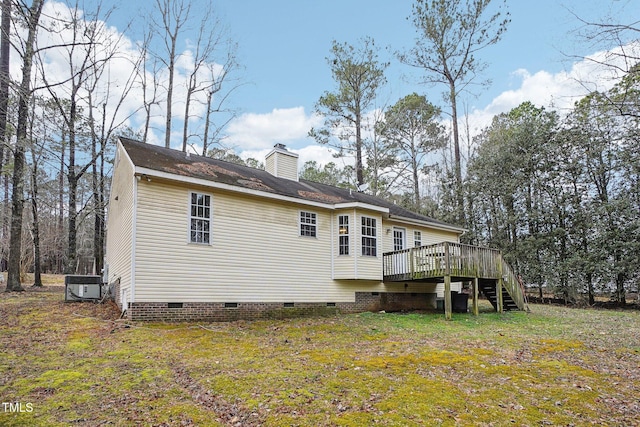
[444,275,452,320]
[472,277,479,316]
[444,242,452,320]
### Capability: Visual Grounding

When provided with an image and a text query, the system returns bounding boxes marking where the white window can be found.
[361,216,377,257]
[338,215,349,255]
[414,231,422,247]
[190,192,211,244]
[300,211,317,237]
[393,228,406,251]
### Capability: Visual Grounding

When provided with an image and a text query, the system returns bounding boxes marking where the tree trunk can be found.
[616,272,626,305]
[66,100,79,275]
[587,272,594,306]
[0,0,10,243]
[6,0,44,292]
[164,31,177,148]
[57,140,65,273]
[449,82,464,224]
[181,85,192,152]
[66,175,77,274]
[355,110,363,186]
[31,159,42,287]
[202,90,212,155]
[411,138,419,210]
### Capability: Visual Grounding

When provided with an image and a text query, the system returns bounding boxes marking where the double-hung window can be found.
[414,231,422,247]
[338,215,349,255]
[361,216,377,257]
[190,192,211,244]
[300,211,317,237]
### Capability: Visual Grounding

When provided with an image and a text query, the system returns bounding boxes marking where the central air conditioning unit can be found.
[65,275,103,301]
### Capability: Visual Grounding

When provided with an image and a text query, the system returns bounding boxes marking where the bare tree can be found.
[136,27,161,143]
[181,5,222,152]
[202,59,239,156]
[38,2,135,274]
[152,0,191,148]
[568,5,640,118]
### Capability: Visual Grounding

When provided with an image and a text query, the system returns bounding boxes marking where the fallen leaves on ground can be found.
[1,286,639,426]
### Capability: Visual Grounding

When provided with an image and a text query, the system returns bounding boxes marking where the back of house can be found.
[105,138,465,321]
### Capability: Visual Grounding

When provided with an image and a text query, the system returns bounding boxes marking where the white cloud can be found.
[294,145,349,169]
[226,107,322,150]
[464,41,640,137]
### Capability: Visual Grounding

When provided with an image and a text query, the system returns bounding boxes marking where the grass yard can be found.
[1,286,639,426]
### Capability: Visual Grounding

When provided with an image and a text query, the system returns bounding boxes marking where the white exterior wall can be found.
[133,180,383,302]
[381,219,459,253]
[333,210,355,280]
[105,143,135,308]
[331,210,384,281]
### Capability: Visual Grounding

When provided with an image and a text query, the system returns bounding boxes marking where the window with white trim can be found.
[190,192,211,244]
[361,216,377,257]
[300,211,317,237]
[414,231,422,247]
[338,215,349,255]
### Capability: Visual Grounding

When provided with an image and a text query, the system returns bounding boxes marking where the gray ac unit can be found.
[65,275,102,301]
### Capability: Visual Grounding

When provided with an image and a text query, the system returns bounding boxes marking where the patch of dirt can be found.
[172,364,266,426]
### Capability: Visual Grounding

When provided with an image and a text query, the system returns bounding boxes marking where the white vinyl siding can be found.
[382,221,460,255]
[354,213,382,280]
[117,170,464,303]
[333,212,355,279]
[105,143,135,308]
[133,182,383,302]
[265,149,298,181]
[275,154,298,180]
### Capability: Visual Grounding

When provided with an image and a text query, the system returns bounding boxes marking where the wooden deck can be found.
[383,242,527,318]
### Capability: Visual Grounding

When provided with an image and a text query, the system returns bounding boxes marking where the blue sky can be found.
[203,0,639,162]
[218,0,572,113]
[37,0,640,165]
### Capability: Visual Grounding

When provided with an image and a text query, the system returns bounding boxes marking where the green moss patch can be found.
[1,288,639,426]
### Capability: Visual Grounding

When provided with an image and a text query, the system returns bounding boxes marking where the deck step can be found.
[479,280,521,311]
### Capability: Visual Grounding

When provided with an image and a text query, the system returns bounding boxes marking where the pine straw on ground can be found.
[1,286,639,426]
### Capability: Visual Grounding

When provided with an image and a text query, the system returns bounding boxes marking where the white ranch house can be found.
[105,138,524,321]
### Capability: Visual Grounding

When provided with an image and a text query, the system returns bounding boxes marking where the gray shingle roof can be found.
[120,137,463,231]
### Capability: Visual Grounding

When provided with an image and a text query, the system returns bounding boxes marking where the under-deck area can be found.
[383,242,526,319]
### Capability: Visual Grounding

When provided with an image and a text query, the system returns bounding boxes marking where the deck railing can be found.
[383,242,502,281]
[383,241,525,310]
[500,257,526,311]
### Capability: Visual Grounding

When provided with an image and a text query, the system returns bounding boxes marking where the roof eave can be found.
[334,202,389,214]
[387,214,466,234]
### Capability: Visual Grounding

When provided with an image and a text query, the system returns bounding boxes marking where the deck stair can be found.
[478,279,520,311]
